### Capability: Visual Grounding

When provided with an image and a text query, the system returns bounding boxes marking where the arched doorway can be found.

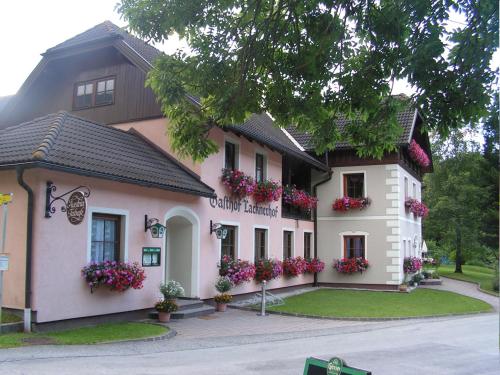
[164,207,200,298]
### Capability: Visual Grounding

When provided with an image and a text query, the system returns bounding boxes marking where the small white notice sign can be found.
[0,255,8,271]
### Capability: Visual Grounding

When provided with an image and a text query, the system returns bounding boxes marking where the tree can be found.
[117,0,498,161]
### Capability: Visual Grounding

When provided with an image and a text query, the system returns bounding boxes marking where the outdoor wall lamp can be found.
[145,215,166,239]
[210,220,228,240]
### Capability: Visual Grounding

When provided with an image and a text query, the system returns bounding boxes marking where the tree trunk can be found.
[455,226,463,273]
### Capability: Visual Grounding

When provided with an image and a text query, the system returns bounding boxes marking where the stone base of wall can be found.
[318,282,399,291]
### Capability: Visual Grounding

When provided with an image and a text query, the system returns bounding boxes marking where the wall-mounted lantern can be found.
[210,220,228,240]
[145,215,166,239]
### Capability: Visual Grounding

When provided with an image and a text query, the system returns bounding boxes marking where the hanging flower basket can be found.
[221,168,256,199]
[81,261,146,292]
[333,258,369,274]
[305,258,326,273]
[218,255,256,285]
[404,198,429,218]
[408,140,431,168]
[403,257,422,274]
[282,185,318,210]
[282,256,308,277]
[253,179,282,203]
[332,197,371,212]
[254,258,283,282]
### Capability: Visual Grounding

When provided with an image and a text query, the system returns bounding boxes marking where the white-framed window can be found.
[404,176,409,199]
[255,152,267,183]
[224,139,239,170]
[403,239,407,257]
[87,207,128,263]
[303,231,313,259]
[253,226,269,262]
[412,182,416,198]
[282,230,294,259]
[218,221,240,259]
[341,171,366,198]
[339,231,369,260]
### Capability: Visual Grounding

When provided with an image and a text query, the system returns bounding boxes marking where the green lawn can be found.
[0,322,168,349]
[1,309,22,324]
[267,289,492,318]
[439,265,498,295]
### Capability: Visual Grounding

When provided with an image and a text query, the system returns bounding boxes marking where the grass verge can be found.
[267,289,492,318]
[439,265,498,295]
[1,309,23,324]
[0,322,168,349]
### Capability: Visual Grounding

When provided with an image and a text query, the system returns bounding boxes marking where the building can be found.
[0,21,431,327]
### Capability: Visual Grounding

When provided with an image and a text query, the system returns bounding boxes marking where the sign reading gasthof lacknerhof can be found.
[209,194,279,219]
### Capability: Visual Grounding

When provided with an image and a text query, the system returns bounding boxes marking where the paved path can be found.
[421,277,499,311]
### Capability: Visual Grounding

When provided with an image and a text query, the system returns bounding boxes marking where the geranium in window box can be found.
[253,179,282,203]
[218,255,256,285]
[404,198,429,218]
[408,140,430,168]
[282,256,308,277]
[332,197,371,212]
[333,257,369,274]
[81,261,146,293]
[282,185,318,210]
[403,257,422,274]
[305,258,326,273]
[254,258,283,282]
[221,168,256,199]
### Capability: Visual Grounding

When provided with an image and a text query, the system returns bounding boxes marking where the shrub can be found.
[412,273,424,285]
[160,280,185,300]
[218,255,256,285]
[155,299,178,313]
[82,261,146,292]
[305,258,326,273]
[221,168,255,198]
[332,197,371,212]
[215,276,233,293]
[403,257,423,274]
[214,293,233,304]
[333,258,369,274]
[431,272,441,279]
[282,257,308,277]
[254,258,283,282]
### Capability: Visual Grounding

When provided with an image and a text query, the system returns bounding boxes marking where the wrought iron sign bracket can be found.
[45,181,91,218]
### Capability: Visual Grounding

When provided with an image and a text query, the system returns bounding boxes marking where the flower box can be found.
[81,261,146,292]
[218,255,256,285]
[254,258,283,282]
[404,198,429,218]
[403,257,422,274]
[253,179,282,203]
[221,168,255,199]
[333,257,369,274]
[332,197,371,212]
[282,256,307,277]
[305,258,325,273]
[282,185,318,211]
[408,140,430,168]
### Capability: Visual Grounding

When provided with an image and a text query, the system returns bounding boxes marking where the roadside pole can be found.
[259,280,267,316]
[0,193,13,333]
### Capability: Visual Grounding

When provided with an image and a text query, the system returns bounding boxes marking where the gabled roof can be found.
[0,112,214,197]
[285,102,419,152]
[0,96,13,113]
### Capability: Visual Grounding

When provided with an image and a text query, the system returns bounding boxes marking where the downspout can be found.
[312,152,332,287]
[16,167,33,332]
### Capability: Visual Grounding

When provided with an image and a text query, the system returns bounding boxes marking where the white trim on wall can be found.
[339,170,367,197]
[164,206,201,298]
[338,231,370,260]
[86,207,129,263]
[281,227,296,260]
[252,224,270,261]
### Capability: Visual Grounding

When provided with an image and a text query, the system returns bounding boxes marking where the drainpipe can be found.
[16,167,33,332]
[312,152,332,287]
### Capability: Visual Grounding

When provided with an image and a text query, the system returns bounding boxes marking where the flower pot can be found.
[399,284,408,292]
[158,312,171,322]
[216,303,227,312]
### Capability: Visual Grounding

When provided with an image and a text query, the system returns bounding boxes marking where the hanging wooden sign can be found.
[66,191,87,225]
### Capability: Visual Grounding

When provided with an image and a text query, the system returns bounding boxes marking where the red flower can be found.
[333,197,371,212]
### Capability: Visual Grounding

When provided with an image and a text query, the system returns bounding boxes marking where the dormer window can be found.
[74,77,115,110]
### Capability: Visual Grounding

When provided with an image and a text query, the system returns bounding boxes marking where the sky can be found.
[0,0,414,98]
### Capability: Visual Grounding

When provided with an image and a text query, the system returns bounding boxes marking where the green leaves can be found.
[118,0,498,161]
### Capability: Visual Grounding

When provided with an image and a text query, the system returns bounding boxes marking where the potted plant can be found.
[214,276,233,312]
[160,280,184,302]
[155,299,178,322]
[399,283,408,292]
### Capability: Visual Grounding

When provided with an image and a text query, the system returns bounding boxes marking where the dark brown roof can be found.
[286,103,418,151]
[44,21,162,66]
[0,112,214,197]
